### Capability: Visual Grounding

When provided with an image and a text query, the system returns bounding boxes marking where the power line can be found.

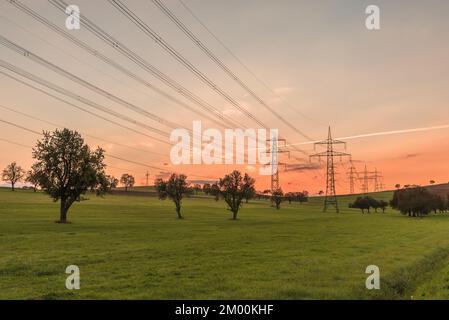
[176,0,325,128]
[150,0,315,141]
[107,0,309,159]
[0,104,167,158]
[1,3,227,129]
[0,61,170,144]
[0,35,180,134]
[0,137,32,149]
[48,0,244,130]
[0,117,218,180]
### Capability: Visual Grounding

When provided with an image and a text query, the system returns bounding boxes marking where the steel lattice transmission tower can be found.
[373,168,383,192]
[347,161,359,194]
[266,138,289,192]
[310,127,351,212]
[359,165,376,194]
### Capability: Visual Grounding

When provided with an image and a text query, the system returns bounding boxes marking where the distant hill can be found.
[425,183,449,196]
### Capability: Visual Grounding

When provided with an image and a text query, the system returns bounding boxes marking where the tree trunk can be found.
[232,210,238,220]
[59,198,68,223]
[11,182,15,192]
[175,203,183,219]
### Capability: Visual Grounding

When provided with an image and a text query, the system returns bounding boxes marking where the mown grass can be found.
[1,188,449,299]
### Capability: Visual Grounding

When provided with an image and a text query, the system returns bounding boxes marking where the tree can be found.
[378,200,388,213]
[285,192,293,204]
[218,170,255,220]
[108,176,119,189]
[395,184,401,189]
[368,197,380,213]
[209,183,220,201]
[390,186,435,217]
[271,188,284,209]
[244,183,256,203]
[31,129,109,223]
[2,162,25,191]
[120,173,135,191]
[155,174,190,219]
[430,180,435,185]
[202,183,211,195]
[349,197,371,213]
[25,169,40,192]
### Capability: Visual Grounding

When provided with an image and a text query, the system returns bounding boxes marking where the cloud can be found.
[273,87,294,95]
[287,163,322,172]
[404,153,421,159]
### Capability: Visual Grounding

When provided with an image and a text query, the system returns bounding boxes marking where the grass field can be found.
[1,187,449,300]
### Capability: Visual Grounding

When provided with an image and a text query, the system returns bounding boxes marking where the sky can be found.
[0,0,448,194]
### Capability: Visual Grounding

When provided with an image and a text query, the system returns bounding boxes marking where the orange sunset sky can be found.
[0,0,448,194]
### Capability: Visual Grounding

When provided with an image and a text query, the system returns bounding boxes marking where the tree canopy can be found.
[2,162,25,191]
[218,170,255,220]
[155,173,191,219]
[31,129,109,223]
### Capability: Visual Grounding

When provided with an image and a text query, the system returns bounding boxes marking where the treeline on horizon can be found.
[1,128,448,222]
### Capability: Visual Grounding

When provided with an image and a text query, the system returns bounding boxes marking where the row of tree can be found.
[349,187,449,217]
[1,162,133,193]
[155,170,256,220]
[390,186,448,217]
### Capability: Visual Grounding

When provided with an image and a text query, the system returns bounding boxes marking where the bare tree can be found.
[2,162,25,191]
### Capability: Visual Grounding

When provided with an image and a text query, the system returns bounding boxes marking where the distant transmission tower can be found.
[310,127,351,212]
[266,138,289,192]
[373,168,383,192]
[359,165,376,194]
[145,171,150,186]
[347,161,359,194]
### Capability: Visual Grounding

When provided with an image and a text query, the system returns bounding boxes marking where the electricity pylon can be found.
[359,165,376,194]
[310,127,351,212]
[347,161,359,194]
[266,138,289,192]
[372,168,383,192]
[145,171,150,186]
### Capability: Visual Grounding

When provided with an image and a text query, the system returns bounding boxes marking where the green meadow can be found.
[1,187,449,300]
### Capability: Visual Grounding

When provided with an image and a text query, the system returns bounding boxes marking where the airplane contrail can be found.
[288,124,449,147]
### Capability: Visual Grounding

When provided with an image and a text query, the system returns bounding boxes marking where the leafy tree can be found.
[120,173,135,191]
[1,162,25,191]
[378,200,389,213]
[155,174,190,219]
[349,197,371,213]
[244,183,256,203]
[31,129,109,223]
[202,183,211,195]
[25,169,41,192]
[271,188,284,209]
[390,186,435,217]
[395,184,401,189]
[209,183,220,201]
[218,170,255,220]
[369,197,380,213]
[285,192,293,204]
[108,176,119,189]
